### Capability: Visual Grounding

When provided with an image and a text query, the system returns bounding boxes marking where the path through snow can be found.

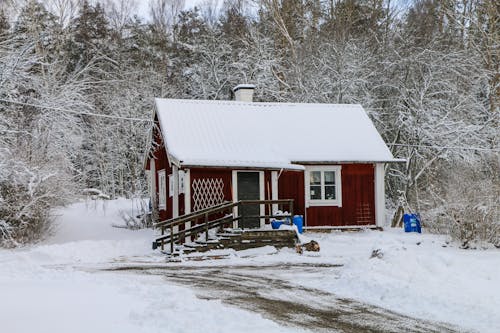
[104,263,462,333]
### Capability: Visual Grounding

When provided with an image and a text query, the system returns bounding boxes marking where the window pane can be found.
[310,185,321,199]
[310,171,321,185]
[325,185,336,200]
[324,171,335,185]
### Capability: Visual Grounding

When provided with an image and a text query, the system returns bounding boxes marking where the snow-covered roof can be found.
[154,99,400,170]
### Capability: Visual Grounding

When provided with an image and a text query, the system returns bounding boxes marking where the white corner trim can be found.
[172,165,179,234]
[184,169,191,214]
[375,163,385,227]
[271,171,278,214]
[184,169,191,231]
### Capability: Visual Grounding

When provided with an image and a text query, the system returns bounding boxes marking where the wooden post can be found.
[161,226,165,251]
[289,200,294,223]
[205,212,209,242]
[170,224,174,254]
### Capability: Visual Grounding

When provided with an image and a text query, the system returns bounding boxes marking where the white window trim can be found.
[305,166,342,207]
[158,169,167,210]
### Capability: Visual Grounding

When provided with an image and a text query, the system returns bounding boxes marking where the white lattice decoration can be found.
[192,178,225,211]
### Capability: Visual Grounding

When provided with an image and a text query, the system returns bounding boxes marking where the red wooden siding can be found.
[306,206,343,226]
[341,164,375,226]
[151,124,172,222]
[278,170,305,217]
[305,164,375,227]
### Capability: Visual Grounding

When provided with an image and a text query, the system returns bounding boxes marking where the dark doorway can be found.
[237,172,261,228]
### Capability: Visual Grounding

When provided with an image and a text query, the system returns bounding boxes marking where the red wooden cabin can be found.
[145,85,401,230]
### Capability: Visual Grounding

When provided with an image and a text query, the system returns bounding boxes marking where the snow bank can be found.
[47,198,152,244]
[1,199,498,333]
[0,255,302,333]
[0,199,306,333]
[264,230,500,333]
[171,229,500,332]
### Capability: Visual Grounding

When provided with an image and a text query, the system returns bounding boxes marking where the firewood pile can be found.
[295,240,320,254]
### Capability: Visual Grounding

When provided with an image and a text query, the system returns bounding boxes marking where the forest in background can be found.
[0,0,498,246]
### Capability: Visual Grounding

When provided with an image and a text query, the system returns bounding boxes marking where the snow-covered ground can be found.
[0,199,303,333]
[1,199,499,332]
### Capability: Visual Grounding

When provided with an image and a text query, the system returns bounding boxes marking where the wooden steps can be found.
[216,229,297,251]
[166,229,298,255]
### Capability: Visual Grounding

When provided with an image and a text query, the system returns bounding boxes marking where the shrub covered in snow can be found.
[423,159,500,248]
[0,151,69,247]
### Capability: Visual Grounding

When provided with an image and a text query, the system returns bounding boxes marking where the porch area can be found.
[152,199,298,254]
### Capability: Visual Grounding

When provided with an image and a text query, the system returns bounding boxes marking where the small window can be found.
[158,170,166,210]
[168,174,174,197]
[178,170,185,194]
[306,166,341,207]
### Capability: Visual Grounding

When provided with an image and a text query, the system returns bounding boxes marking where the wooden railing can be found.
[152,199,294,253]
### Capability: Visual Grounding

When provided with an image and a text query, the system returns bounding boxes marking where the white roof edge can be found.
[180,161,305,170]
[179,159,406,170]
[155,97,362,109]
[292,159,406,164]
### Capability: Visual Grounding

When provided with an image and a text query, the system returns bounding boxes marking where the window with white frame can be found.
[178,170,185,194]
[168,174,174,197]
[306,166,342,206]
[158,170,166,210]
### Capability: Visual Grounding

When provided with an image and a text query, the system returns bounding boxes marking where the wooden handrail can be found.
[152,199,295,252]
[154,201,235,228]
[154,199,295,229]
[238,199,295,205]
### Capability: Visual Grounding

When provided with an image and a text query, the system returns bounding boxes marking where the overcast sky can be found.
[136,0,207,20]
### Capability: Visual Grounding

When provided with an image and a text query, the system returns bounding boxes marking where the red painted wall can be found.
[305,164,375,227]
[278,170,305,217]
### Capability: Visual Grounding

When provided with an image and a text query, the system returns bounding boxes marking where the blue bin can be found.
[271,220,283,229]
[293,215,304,234]
[404,214,421,233]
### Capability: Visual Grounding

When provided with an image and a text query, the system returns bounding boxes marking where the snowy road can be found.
[106,263,463,333]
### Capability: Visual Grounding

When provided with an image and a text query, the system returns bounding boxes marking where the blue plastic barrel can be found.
[271,220,283,229]
[403,214,421,233]
[293,215,304,234]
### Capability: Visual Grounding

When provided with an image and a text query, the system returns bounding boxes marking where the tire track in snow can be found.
[105,263,465,333]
